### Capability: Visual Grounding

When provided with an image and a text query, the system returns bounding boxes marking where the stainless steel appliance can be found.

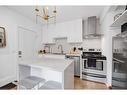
[112,31,127,89]
[66,55,80,76]
[81,49,107,83]
[83,16,103,39]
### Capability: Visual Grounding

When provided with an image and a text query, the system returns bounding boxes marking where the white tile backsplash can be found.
[81,38,101,49]
[45,38,101,53]
[49,38,81,53]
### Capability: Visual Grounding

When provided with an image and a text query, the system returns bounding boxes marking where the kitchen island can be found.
[18,57,74,89]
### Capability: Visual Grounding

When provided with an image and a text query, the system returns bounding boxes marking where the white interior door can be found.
[18,27,37,60]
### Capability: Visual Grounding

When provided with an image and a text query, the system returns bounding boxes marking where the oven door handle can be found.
[82,59,87,68]
[82,72,106,78]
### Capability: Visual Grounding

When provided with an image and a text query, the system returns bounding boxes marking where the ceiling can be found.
[7,6,105,25]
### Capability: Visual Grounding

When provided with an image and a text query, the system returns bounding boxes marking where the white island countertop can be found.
[19,58,74,72]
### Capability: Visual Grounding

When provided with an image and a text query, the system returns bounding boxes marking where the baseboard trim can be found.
[0,75,17,87]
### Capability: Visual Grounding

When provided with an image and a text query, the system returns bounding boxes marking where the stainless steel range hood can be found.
[84,16,103,38]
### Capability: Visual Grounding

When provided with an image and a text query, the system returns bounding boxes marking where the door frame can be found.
[17,26,37,59]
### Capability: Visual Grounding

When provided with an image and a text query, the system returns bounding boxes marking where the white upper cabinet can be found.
[54,23,67,38]
[42,25,55,44]
[42,25,48,44]
[67,19,83,43]
[42,19,83,44]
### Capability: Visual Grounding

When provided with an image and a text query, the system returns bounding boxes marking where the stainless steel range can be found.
[81,49,107,83]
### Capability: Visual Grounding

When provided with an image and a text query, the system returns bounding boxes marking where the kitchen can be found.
[0,5,127,90]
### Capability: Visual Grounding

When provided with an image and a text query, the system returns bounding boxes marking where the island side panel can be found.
[63,61,74,89]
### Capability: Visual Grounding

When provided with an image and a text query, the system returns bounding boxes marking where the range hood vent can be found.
[84,16,103,38]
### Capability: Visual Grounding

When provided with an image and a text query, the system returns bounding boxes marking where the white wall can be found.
[100,8,121,86]
[0,7,42,87]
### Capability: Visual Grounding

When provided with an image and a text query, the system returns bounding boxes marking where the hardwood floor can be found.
[74,77,107,89]
[0,77,107,90]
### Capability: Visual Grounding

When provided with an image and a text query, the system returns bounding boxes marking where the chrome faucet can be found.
[58,44,63,54]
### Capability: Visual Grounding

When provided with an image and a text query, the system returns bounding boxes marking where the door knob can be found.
[18,51,22,58]
[18,51,22,55]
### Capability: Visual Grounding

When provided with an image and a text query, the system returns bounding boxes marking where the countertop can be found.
[19,57,74,72]
[65,53,81,57]
[40,52,81,57]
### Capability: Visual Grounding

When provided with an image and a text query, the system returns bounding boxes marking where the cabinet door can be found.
[54,23,67,38]
[67,21,74,42]
[48,25,55,43]
[74,19,82,42]
[54,23,60,38]
[42,25,48,44]
[68,19,83,43]
[42,25,55,44]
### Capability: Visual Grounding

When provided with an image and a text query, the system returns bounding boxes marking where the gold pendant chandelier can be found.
[35,6,57,24]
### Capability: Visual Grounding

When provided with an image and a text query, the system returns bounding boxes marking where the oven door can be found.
[83,59,103,71]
